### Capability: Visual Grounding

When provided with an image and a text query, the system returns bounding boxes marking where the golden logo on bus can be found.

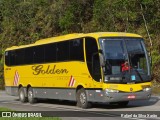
[32,65,69,75]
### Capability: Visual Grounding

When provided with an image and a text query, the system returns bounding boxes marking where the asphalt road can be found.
[0,90,160,120]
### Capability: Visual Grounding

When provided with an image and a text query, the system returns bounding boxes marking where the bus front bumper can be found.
[103,90,152,102]
[87,89,152,103]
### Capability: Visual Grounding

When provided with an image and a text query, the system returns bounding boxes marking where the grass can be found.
[0,107,13,111]
[0,107,61,120]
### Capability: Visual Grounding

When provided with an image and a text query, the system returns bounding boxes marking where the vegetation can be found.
[0,0,160,92]
[0,107,13,111]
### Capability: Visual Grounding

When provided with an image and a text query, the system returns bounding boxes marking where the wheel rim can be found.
[80,92,86,105]
[19,90,24,101]
[28,90,33,101]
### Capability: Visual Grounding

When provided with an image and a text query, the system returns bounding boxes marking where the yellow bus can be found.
[4,32,152,108]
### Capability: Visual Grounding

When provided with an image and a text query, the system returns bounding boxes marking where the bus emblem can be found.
[13,70,20,86]
[68,76,76,87]
[130,88,133,92]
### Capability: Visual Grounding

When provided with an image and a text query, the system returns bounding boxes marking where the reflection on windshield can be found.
[126,40,147,74]
[102,40,126,75]
[104,40,126,60]
[99,38,150,83]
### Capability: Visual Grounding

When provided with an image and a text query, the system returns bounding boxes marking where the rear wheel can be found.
[28,87,37,104]
[19,87,27,103]
[76,88,91,109]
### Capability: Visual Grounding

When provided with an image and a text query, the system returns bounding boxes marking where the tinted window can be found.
[5,38,84,66]
[45,43,57,62]
[15,49,25,65]
[103,40,125,60]
[70,39,84,61]
[24,47,33,64]
[34,45,44,63]
[57,41,69,61]
[10,51,16,65]
[86,38,99,62]
[85,37,101,81]
[5,51,10,66]
[101,39,126,75]
[126,40,143,52]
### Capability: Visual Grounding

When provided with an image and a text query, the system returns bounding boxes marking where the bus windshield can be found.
[99,38,151,83]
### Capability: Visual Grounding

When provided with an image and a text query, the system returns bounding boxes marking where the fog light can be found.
[143,87,151,92]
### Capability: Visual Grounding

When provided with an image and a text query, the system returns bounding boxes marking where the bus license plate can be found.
[128,95,135,99]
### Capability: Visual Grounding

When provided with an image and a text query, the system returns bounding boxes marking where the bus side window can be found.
[44,43,57,63]
[57,41,69,62]
[5,51,10,66]
[70,39,84,61]
[33,45,44,63]
[24,47,33,64]
[85,37,101,82]
[10,51,16,66]
[15,49,25,65]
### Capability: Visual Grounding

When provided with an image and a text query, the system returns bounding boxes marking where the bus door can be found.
[91,52,104,101]
[85,37,103,101]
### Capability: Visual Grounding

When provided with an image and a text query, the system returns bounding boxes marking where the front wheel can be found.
[28,87,37,104]
[76,88,91,109]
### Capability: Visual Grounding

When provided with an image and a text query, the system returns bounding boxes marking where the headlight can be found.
[143,87,151,92]
[105,89,119,93]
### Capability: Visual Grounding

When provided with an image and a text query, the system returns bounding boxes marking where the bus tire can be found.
[28,87,37,104]
[19,87,27,103]
[76,88,91,109]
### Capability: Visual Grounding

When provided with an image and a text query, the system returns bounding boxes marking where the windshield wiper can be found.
[134,69,143,82]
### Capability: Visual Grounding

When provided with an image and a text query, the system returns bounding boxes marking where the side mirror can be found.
[99,53,105,67]
[97,49,105,67]
[91,50,105,70]
[91,50,105,71]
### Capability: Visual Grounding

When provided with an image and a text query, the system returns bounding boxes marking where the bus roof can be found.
[5,32,142,51]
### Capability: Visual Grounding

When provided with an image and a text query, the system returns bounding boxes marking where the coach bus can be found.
[4,32,152,108]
